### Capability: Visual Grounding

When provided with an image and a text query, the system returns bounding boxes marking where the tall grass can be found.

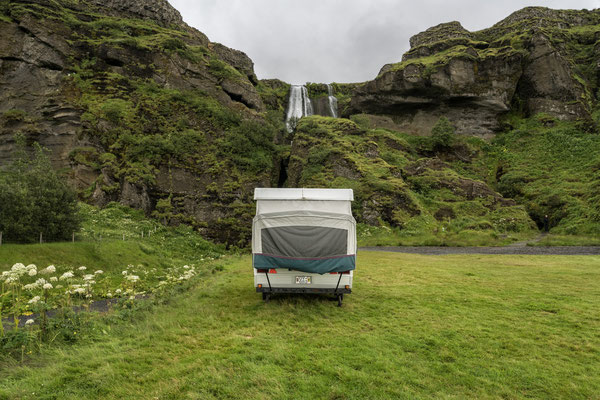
[0,251,598,399]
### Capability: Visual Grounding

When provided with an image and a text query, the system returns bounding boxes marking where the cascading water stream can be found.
[285,85,313,133]
[326,84,338,118]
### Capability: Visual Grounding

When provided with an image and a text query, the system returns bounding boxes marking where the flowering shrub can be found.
[1,260,211,339]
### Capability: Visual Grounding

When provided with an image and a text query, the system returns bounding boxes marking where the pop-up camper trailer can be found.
[252,188,356,306]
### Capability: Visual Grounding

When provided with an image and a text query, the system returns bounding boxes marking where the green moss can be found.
[1,109,28,122]
[286,116,537,241]
[207,57,244,82]
[486,116,600,234]
[68,147,101,170]
[383,45,475,77]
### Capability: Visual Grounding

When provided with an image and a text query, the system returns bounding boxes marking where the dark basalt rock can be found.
[0,0,269,245]
[409,21,471,49]
[351,7,599,137]
[87,0,184,27]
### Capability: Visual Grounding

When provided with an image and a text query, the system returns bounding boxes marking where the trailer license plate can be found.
[296,276,311,284]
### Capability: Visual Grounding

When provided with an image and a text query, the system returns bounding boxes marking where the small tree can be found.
[431,116,455,150]
[0,135,80,243]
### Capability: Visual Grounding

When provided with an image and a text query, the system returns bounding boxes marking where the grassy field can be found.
[0,251,599,399]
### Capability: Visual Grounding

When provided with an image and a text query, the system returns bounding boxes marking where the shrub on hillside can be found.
[431,116,455,149]
[0,136,80,243]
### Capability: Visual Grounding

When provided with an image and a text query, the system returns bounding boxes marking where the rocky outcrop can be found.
[0,14,86,167]
[88,0,184,27]
[408,21,471,49]
[351,7,599,136]
[516,33,588,118]
[0,0,270,245]
[212,43,259,85]
[352,45,524,136]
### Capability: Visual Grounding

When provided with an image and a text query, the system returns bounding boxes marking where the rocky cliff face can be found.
[0,0,271,245]
[350,7,600,136]
[1,2,598,244]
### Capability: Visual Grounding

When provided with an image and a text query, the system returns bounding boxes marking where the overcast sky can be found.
[169,0,599,84]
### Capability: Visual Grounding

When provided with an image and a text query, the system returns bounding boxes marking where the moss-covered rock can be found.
[351,7,600,137]
[0,0,277,246]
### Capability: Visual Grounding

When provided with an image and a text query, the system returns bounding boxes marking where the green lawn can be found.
[1,251,599,399]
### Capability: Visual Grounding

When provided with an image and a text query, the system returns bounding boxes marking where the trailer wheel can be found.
[337,294,343,307]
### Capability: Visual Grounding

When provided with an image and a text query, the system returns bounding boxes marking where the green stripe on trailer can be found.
[253,254,355,274]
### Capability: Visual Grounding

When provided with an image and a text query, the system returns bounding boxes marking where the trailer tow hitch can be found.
[263,270,272,302]
[334,272,343,307]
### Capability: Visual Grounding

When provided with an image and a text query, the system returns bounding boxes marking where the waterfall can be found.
[285,85,313,133]
[326,84,338,118]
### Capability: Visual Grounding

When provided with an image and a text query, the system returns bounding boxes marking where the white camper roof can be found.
[254,188,354,201]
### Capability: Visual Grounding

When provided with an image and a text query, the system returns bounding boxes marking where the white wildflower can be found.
[59,271,74,280]
[115,289,122,294]
[83,274,94,281]
[183,265,190,269]
[94,270,103,275]
[28,296,41,304]
[23,283,39,290]
[122,271,128,276]
[78,266,86,271]
[40,265,56,274]
[126,275,139,282]
[56,284,63,289]
[11,263,25,272]
[43,283,53,290]
[35,278,47,286]
[25,319,34,325]
[106,292,113,298]
[158,281,167,286]
[73,287,86,294]
[28,268,37,276]
[86,293,92,299]
[50,277,58,282]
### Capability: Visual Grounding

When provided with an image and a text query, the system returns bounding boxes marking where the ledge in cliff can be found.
[351,7,599,137]
[88,0,184,27]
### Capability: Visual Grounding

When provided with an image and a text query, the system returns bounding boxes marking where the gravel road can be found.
[359,246,600,256]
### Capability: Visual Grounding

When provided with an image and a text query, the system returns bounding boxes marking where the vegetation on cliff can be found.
[0,0,285,246]
[1,2,599,247]
[285,115,537,246]
[0,135,80,243]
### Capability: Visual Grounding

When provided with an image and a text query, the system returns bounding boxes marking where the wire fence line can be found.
[0,227,161,246]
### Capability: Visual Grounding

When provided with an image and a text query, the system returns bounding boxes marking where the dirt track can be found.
[359,246,600,256]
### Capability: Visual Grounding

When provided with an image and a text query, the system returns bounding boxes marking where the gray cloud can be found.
[169,0,600,84]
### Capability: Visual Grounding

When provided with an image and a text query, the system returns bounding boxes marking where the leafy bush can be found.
[0,136,81,243]
[431,116,455,149]
[161,37,185,51]
[100,98,132,124]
